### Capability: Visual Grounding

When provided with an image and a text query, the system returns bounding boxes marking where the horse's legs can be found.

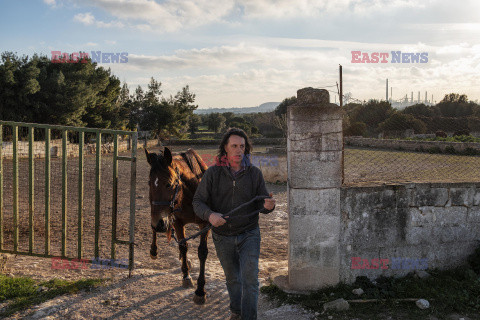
[193,225,209,305]
[150,230,157,259]
[175,222,194,288]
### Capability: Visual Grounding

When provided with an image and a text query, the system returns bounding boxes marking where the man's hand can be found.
[209,212,228,227]
[264,192,276,211]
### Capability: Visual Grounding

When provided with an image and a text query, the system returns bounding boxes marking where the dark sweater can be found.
[193,162,274,236]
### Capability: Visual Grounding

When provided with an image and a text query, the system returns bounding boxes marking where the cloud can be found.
[237,0,421,19]
[75,0,235,32]
[74,12,95,25]
[43,0,56,6]
[73,12,124,28]
[109,39,480,107]
[67,0,480,39]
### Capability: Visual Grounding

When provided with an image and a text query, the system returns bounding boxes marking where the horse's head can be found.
[145,147,181,238]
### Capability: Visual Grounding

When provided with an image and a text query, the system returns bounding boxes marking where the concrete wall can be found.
[339,183,480,283]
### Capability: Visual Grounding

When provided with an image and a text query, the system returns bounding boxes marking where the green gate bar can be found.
[95,132,101,258]
[78,131,84,259]
[129,133,137,276]
[0,125,3,251]
[45,128,51,255]
[111,134,118,260]
[12,126,18,252]
[28,127,34,254]
[62,130,68,257]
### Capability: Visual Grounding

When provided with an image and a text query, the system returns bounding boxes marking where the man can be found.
[193,127,276,320]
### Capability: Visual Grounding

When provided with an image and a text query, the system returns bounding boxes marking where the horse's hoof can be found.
[193,293,206,305]
[182,277,194,288]
[150,254,157,260]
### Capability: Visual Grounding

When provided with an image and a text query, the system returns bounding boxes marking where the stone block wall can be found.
[339,183,480,283]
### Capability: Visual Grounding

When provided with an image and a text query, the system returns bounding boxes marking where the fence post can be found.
[284,87,343,290]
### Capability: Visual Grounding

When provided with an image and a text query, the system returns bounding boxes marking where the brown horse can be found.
[145,147,210,304]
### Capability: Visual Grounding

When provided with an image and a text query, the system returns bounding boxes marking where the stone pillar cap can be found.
[296,87,330,106]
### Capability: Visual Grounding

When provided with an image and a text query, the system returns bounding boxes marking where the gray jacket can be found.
[193,160,274,236]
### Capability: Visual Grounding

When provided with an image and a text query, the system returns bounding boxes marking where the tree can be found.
[207,113,226,133]
[223,112,235,123]
[436,93,479,117]
[188,114,201,135]
[379,113,427,133]
[441,93,468,104]
[0,52,127,129]
[247,111,282,138]
[402,103,440,118]
[274,96,296,117]
[344,121,367,136]
[166,85,198,138]
[273,96,297,139]
[140,85,198,140]
[349,100,394,135]
[0,52,40,122]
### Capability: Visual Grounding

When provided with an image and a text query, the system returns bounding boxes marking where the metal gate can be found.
[0,121,137,275]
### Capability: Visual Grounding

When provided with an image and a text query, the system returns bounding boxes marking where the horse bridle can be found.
[150,166,183,215]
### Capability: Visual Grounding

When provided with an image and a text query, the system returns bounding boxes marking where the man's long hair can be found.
[217,127,253,160]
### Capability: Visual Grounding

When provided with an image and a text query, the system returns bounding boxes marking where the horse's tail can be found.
[182,148,208,181]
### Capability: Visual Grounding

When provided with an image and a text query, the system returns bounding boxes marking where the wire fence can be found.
[343,115,480,185]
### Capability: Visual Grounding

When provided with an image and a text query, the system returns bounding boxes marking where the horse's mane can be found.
[180,148,208,181]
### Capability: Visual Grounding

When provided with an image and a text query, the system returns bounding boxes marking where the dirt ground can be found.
[1,146,317,319]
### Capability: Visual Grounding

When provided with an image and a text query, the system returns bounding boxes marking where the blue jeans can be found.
[212,227,261,320]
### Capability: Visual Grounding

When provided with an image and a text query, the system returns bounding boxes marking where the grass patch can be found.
[0,275,104,317]
[261,266,480,319]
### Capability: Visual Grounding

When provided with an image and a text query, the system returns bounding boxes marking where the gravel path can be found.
[3,183,317,320]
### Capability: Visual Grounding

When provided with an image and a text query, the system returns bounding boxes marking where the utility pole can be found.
[339,65,343,107]
[386,79,389,101]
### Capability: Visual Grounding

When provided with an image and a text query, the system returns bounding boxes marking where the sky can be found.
[0,0,479,109]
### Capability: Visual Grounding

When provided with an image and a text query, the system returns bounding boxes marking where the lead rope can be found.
[173,195,271,246]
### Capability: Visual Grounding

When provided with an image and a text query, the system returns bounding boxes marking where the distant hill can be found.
[194,102,280,114]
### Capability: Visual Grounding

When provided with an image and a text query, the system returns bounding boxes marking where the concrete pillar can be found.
[286,87,343,290]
